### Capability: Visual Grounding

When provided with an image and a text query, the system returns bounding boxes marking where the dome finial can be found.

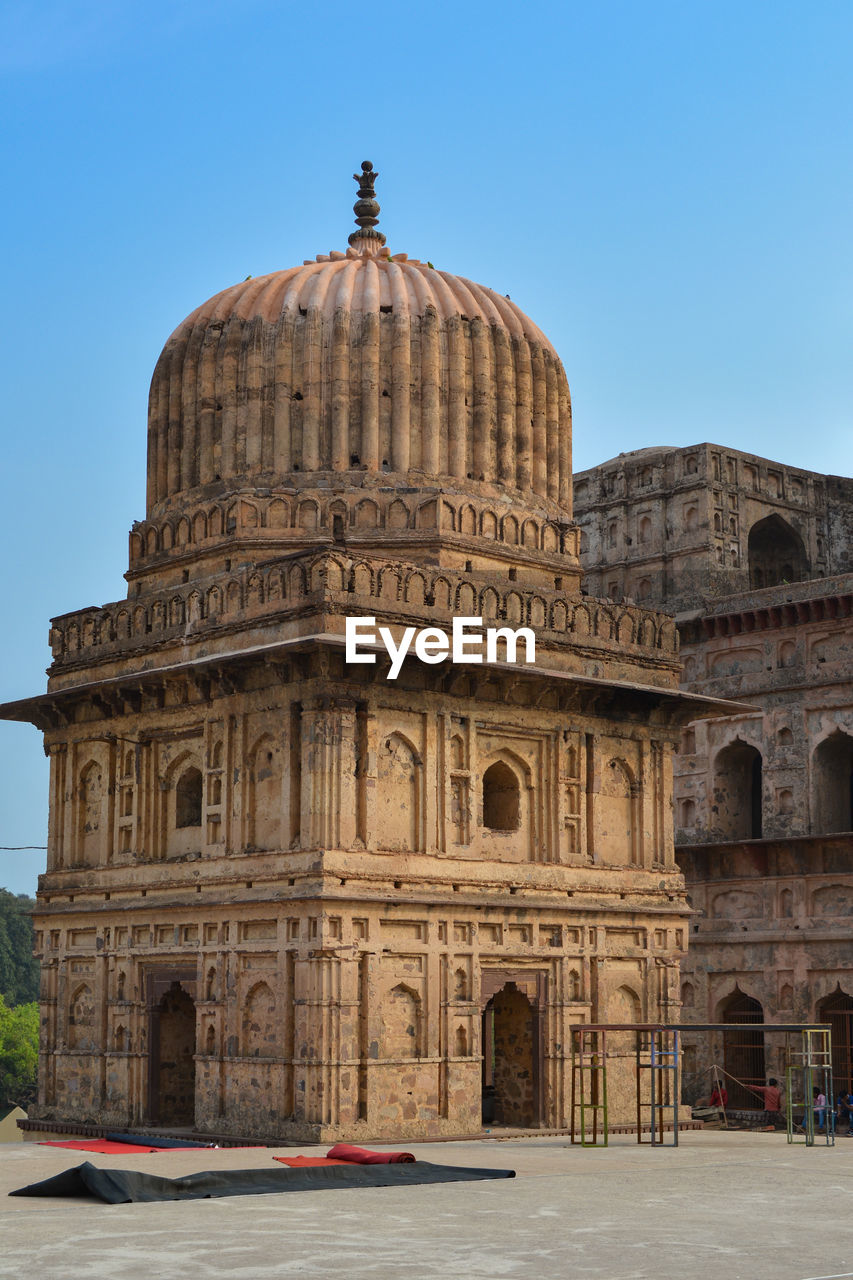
[349,160,386,248]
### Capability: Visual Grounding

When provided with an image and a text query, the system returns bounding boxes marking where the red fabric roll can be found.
[326,1143,416,1164]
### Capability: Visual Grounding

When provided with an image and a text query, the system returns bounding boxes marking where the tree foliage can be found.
[0,889,39,1006]
[0,996,38,1110]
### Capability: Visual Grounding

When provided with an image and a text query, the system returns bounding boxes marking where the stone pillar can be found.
[300,700,358,851]
[292,951,342,1128]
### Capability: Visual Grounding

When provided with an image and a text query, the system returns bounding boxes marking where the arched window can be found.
[483,761,520,831]
[748,515,808,589]
[175,767,203,828]
[713,741,762,839]
[812,731,853,834]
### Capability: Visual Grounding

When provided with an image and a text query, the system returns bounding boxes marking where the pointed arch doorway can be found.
[480,970,546,1128]
[818,988,853,1091]
[721,989,765,1110]
[146,968,198,1127]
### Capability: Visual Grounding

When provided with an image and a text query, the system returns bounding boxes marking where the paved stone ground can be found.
[1,1130,850,1279]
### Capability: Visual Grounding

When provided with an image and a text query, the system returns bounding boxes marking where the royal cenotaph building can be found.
[1,166,736,1140]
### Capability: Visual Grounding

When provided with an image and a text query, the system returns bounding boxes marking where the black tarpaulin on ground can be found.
[104,1132,215,1149]
[10,1160,515,1203]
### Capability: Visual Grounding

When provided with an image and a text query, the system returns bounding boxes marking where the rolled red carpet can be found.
[326,1143,416,1164]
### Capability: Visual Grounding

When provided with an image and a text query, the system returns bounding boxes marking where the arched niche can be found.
[482,761,520,832]
[375,733,422,852]
[381,983,422,1059]
[68,982,96,1051]
[163,755,204,858]
[812,731,853,834]
[247,735,282,851]
[713,740,763,839]
[77,759,105,867]
[242,981,277,1058]
[176,767,203,829]
[594,756,640,865]
[748,515,808,589]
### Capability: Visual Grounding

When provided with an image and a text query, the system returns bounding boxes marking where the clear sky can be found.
[1,0,851,896]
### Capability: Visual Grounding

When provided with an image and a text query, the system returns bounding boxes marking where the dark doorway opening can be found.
[713,741,763,839]
[722,990,765,1109]
[818,989,853,1093]
[152,982,196,1126]
[813,732,853,834]
[481,982,539,1127]
[748,515,808,589]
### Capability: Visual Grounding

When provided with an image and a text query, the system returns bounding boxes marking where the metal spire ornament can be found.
[348,160,386,247]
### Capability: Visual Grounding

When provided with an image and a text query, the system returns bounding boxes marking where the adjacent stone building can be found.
[0,169,727,1140]
[574,444,853,1105]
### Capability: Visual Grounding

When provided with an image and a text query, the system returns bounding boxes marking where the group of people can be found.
[702,1076,853,1133]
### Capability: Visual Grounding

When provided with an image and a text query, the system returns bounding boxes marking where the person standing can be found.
[754,1077,783,1128]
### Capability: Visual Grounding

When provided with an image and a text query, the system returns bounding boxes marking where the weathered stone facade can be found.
[574,443,853,613]
[2,184,727,1141]
[575,443,853,1104]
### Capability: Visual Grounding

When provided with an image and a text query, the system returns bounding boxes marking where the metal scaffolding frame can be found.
[570,1022,832,1149]
[785,1028,835,1147]
[570,1026,608,1146]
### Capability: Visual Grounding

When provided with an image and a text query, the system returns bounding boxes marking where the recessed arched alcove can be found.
[482,761,520,831]
[713,740,763,839]
[748,515,808,589]
[812,731,853,834]
[175,767,203,828]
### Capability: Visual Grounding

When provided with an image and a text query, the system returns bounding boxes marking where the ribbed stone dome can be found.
[146,167,572,521]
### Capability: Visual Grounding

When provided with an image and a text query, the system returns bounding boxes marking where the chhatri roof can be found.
[147,162,572,518]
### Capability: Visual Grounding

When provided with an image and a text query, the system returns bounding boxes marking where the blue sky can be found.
[1,0,851,895]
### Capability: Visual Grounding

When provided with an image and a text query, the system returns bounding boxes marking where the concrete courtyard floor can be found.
[1,1129,851,1280]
